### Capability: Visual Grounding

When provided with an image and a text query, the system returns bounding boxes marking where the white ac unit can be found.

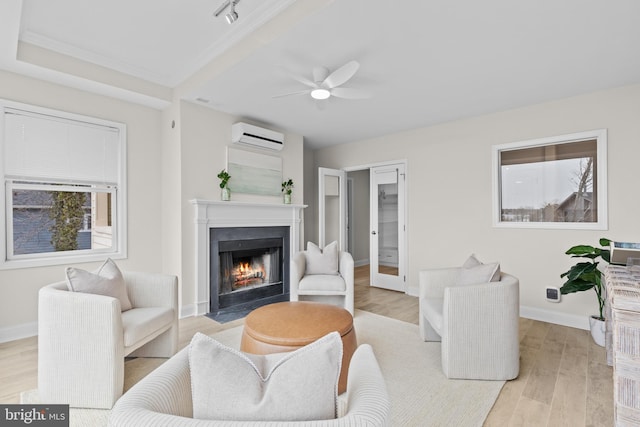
[231,122,284,151]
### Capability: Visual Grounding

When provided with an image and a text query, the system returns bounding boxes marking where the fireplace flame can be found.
[233,262,266,288]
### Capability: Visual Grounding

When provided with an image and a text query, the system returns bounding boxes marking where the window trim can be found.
[0,100,127,270]
[492,129,608,230]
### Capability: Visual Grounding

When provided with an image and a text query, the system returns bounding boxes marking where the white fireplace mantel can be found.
[190,199,306,316]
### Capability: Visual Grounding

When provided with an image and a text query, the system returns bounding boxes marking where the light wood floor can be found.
[0,265,614,426]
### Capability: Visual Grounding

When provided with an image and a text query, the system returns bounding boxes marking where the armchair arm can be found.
[419,268,459,300]
[339,252,354,315]
[441,273,520,379]
[123,271,178,310]
[38,283,124,406]
[290,252,306,301]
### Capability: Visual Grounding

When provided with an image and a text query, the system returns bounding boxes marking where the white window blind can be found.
[3,109,120,184]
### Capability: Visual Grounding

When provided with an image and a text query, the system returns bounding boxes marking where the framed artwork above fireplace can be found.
[226,147,282,196]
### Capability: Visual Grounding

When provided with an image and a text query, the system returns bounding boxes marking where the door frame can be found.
[343,159,408,293]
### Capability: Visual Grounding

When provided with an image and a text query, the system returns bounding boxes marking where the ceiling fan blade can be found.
[272,89,311,98]
[323,60,360,89]
[290,74,316,88]
[330,87,372,99]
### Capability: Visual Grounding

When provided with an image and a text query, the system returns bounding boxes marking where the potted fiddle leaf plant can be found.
[560,237,611,346]
[281,178,294,204]
[217,169,231,201]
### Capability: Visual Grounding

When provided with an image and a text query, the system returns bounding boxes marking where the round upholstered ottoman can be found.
[240,301,357,394]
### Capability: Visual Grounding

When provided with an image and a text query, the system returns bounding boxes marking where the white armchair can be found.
[419,268,520,380]
[38,271,179,409]
[109,343,390,426]
[290,250,354,315]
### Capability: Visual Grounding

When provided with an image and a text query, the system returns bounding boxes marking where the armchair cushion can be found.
[65,258,132,311]
[189,331,342,422]
[305,241,339,275]
[121,307,174,348]
[298,274,346,292]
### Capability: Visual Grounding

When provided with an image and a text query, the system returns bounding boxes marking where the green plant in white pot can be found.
[560,237,611,346]
[217,169,231,201]
[281,178,293,204]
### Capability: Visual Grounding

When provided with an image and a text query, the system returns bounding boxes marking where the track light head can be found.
[214,0,240,24]
[225,9,238,24]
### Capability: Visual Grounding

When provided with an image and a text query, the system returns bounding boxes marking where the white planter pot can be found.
[589,315,606,347]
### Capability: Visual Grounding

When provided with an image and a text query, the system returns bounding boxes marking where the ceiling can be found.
[2,0,640,149]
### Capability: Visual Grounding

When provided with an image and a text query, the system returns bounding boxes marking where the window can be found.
[1,100,127,268]
[492,129,607,229]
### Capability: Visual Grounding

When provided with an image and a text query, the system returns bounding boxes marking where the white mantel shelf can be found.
[190,199,306,316]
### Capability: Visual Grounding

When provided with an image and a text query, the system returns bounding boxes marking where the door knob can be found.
[371,231,377,235]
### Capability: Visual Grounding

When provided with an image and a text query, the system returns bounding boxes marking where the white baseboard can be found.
[180,304,198,319]
[354,258,369,267]
[520,305,590,330]
[0,321,37,343]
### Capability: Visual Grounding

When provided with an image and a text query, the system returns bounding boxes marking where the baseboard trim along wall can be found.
[520,305,590,331]
[0,321,37,344]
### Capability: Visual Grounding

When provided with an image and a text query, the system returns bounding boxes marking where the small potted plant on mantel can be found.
[217,169,231,201]
[281,178,294,204]
[560,237,611,346]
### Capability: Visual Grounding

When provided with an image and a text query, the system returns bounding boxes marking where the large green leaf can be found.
[562,262,597,281]
[560,278,595,294]
[566,245,596,255]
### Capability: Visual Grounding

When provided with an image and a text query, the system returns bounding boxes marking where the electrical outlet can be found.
[546,286,561,303]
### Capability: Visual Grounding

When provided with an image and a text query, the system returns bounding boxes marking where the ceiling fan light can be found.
[311,88,330,100]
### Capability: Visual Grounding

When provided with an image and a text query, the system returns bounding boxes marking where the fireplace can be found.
[210,226,290,317]
[190,199,305,318]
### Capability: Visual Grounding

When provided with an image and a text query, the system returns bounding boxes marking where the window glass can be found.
[493,130,607,229]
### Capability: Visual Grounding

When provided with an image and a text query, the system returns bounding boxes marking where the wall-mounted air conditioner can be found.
[231,122,284,151]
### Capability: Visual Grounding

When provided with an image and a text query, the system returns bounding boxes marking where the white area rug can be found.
[22,310,504,426]
[212,310,505,426]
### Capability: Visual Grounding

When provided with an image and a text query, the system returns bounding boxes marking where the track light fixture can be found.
[214,0,240,24]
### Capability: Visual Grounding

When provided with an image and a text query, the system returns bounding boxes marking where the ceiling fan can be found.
[274,60,371,101]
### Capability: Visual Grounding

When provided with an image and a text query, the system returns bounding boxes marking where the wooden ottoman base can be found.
[240,301,357,394]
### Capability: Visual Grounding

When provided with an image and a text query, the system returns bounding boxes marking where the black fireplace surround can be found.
[209,226,290,319]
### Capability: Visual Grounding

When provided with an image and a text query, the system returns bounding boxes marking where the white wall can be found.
[177,101,305,317]
[0,70,164,340]
[314,83,640,329]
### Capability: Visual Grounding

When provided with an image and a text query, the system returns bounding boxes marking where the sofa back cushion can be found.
[189,331,341,422]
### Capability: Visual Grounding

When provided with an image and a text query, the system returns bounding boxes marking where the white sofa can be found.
[419,268,520,380]
[38,271,179,409]
[290,251,355,315]
[108,343,389,426]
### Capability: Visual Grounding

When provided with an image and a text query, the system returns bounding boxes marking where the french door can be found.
[370,164,405,291]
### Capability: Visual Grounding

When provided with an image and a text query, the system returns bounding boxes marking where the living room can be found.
[1,0,639,425]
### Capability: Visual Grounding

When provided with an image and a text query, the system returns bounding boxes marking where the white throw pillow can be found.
[189,331,342,422]
[462,254,482,268]
[304,241,339,275]
[456,255,501,285]
[65,258,132,311]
